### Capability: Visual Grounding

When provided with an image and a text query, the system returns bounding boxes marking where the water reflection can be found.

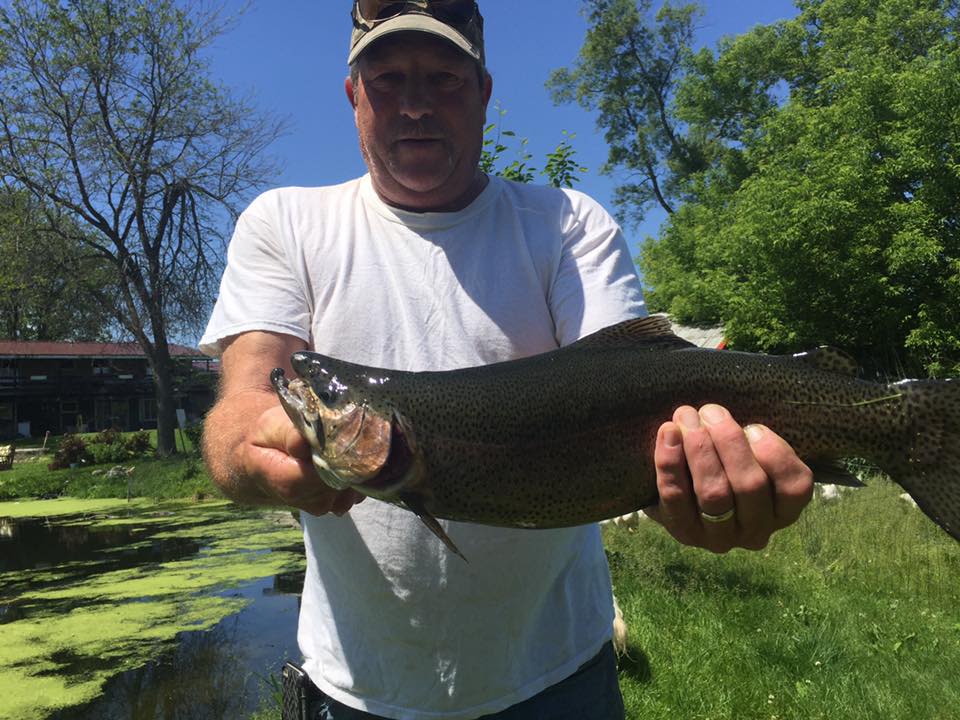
[54,574,303,720]
[0,513,203,624]
[0,513,203,573]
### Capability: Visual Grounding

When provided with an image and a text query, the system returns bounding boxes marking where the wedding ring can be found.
[700,507,736,523]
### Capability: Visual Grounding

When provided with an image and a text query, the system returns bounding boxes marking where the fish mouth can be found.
[271,367,417,497]
[271,368,323,443]
[272,368,354,490]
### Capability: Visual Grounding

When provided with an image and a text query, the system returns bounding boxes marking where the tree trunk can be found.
[152,350,178,456]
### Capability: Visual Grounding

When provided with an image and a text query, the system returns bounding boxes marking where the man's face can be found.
[346,33,492,212]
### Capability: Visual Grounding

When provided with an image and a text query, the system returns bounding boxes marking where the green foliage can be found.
[2,454,216,501]
[480,104,586,187]
[48,434,92,471]
[627,0,960,377]
[182,422,204,457]
[88,442,132,466]
[542,132,587,189]
[549,0,711,222]
[0,189,115,341]
[43,429,156,471]
[94,428,122,447]
[85,428,155,465]
[125,430,152,455]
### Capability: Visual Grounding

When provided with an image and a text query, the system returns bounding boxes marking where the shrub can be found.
[88,442,131,465]
[125,430,152,455]
[49,434,92,470]
[183,421,204,454]
[95,427,122,446]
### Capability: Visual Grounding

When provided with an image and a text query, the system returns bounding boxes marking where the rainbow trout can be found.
[271,316,960,558]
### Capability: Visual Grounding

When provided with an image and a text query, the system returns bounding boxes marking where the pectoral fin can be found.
[808,461,867,487]
[399,492,468,563]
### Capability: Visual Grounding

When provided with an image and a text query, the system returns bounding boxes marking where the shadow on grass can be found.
[617,645,653,684]
[659,558,781,599]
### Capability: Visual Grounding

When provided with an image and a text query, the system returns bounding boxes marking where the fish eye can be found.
[317,376,349,406]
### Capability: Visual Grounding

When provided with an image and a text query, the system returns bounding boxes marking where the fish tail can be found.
[878,379,960,540]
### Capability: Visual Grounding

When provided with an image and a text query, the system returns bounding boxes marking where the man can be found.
[200,2,814,718]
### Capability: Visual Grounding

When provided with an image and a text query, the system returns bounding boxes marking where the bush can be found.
[48,434,92,470]
[125,430,152,455]
[95,427,122,446]
[88,442,131,465]
[183,422,203,454]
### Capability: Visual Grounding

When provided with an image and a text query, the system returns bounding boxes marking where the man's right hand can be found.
[240,404,364,516]
[203,330,364,517]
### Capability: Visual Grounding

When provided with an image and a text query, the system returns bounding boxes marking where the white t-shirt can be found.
[200,174,646,720]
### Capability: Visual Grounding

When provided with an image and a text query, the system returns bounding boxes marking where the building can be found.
[0,342,218,439]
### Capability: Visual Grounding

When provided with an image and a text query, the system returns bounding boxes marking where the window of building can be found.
[140,398,157,422]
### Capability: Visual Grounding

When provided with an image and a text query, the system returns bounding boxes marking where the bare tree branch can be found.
[0,0,286,453]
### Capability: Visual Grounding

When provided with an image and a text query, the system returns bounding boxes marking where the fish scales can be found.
[272,316,960,556]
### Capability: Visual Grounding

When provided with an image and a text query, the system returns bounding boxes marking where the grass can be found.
[0,433,215,502]
[609,477,960,720]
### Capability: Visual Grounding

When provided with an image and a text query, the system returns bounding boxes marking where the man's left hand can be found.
[644,404,814,552]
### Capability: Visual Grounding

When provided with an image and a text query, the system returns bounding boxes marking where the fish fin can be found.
[878,379,960,541]
[792,347,860,376]
[808,461,866,487]
[399,492,469,563]
[571,316,696,351]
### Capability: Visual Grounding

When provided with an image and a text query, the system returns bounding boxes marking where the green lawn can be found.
[609,478,960,720]
[0,445,214,502]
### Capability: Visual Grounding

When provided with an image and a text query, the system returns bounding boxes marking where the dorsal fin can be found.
[791,347,860,376]
[570,316,696,351]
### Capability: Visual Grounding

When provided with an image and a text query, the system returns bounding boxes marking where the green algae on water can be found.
[0,500,305,720]
[0,497,153,519]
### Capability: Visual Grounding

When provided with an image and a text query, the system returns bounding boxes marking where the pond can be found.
[0,498,306,720]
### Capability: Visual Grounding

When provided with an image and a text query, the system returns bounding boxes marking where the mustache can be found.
[393,121,445,140]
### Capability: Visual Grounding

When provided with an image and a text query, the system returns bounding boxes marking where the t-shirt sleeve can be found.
[199,192,312,357]
[549,190,647,346]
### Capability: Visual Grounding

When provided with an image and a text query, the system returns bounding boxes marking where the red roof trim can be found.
[0,341,203,359]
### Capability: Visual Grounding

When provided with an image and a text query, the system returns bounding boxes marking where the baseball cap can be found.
[348,0,485,66]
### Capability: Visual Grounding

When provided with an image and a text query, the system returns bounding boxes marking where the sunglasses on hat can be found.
[352,0,479,31]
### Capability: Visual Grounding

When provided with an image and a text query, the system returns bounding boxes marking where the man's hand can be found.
[644,404,813,552]
[239,404,365,516]
[203,331,364,518]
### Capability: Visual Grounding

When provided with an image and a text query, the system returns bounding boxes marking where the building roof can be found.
[0,341,204,359]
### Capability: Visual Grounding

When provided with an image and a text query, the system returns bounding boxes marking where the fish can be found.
[271,316,960,559]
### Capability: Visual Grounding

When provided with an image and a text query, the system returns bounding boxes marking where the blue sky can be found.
[208,1,801,254]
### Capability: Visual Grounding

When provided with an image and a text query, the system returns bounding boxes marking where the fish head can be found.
[270,353,419,500]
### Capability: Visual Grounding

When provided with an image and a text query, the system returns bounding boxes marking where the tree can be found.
[0,188,114,340]
[0,0,285,453]
[548,0,733,225]
[639,0,960,377]
[479,103,587,188]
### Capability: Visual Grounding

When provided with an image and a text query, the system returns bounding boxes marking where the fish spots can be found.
[285,343,960,543]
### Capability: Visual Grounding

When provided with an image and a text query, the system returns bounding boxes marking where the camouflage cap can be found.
[348,1,485,66]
